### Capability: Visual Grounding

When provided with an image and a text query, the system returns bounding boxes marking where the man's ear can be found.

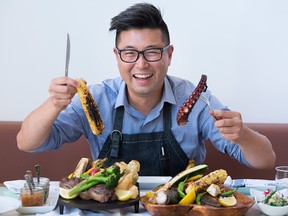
[113,47,118,55]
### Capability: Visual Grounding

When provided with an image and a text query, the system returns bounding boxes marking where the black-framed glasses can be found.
[116,45,170,63]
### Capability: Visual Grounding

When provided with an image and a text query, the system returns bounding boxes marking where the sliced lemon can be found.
[179,187,196,205]
[59,187,78,199]
[219,195,237,207]
[115,189,133,201]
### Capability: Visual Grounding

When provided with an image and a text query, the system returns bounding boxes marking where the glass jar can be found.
[32,177,50,202]
[20,186,45,207]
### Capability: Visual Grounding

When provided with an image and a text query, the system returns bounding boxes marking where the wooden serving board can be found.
[140,188,254,216]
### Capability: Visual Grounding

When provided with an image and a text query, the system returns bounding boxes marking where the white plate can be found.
[0,196,21,214]
[16,184,59,214]
[138,176,172,190]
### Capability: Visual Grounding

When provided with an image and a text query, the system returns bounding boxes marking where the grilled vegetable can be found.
[160,164,208,192]
[177,181,186,198]
[206,183,221,197]
[91,158,108,169]
[185,159,195,169]
[149,164,208,204]
[178,187,196,205]
[187,174,203,182]
[76,78,104,135]
[186,169,227,194]
[156,189,180,205]
[220,187,238,197]
[196,191,207,205]
[68,164,123,197]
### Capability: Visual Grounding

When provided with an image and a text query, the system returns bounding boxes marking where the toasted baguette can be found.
[72,157,90,178]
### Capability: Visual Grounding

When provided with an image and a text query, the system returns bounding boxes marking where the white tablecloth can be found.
[0,182,266,216]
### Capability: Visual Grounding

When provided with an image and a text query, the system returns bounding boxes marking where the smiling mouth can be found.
[133,74,153,79]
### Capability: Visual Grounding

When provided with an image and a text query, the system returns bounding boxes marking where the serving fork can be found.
[200,94,212,111]
[200,94,218,120]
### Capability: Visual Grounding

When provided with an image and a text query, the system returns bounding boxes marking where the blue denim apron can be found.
[98,103,189,176]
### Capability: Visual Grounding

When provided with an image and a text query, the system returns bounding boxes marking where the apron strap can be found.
[113,106,124,131]
[163,102,172,132]
[109,106,124,158]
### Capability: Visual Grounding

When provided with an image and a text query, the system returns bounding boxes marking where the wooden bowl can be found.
[140,189,254,216]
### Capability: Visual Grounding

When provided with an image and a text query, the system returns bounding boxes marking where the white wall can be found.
[0,0,287,123]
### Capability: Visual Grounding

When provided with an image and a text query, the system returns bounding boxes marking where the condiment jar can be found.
[33,177,50,186]
[24,182,49,203]
[20,186,45,207]
[33,177,50,202]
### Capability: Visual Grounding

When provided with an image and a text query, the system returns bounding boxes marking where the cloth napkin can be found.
[224,176,275,188]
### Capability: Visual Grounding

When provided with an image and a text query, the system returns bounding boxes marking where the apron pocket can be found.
[159,154,172,176]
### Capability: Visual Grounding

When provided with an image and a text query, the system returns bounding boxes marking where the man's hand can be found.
[48,77,80,110]
[210,110,244,144]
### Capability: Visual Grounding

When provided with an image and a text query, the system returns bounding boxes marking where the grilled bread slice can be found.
[72,157,90,178]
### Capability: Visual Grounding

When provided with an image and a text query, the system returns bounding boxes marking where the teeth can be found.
[134,74,152,79]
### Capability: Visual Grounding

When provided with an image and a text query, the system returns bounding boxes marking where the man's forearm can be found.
[17,98,62,151]
[238,126,276,169]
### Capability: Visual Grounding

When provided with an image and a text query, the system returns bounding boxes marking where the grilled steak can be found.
[59,177,83,189]
[60,177,117,203]
[80,184,117,203]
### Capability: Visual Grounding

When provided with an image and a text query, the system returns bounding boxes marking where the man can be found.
[17,3,275,176]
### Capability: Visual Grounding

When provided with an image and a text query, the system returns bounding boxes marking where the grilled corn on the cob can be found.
[76,79,104,135]
[185,169,227,194]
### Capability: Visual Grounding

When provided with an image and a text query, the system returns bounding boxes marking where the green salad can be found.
[262,189,288,207]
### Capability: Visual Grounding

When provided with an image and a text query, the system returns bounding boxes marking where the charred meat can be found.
[59,177,83,189]
[79,184,117,203]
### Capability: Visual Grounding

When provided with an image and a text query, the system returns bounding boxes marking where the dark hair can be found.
[109,3,170,47]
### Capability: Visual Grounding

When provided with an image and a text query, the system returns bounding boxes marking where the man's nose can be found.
[135,53,148,65]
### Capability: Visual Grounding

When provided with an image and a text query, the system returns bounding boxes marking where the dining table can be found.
[0,182,268,216]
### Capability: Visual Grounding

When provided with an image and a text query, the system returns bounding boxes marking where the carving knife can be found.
[65,33,70,77]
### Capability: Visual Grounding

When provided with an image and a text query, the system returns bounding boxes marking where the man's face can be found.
[114,28,173,100]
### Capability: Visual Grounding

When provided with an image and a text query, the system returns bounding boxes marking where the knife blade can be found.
[65,33,70,77]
